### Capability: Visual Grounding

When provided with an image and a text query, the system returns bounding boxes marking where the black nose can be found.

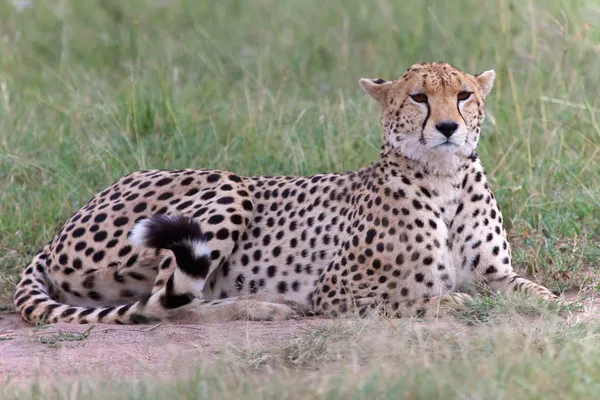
[436,121,458,138]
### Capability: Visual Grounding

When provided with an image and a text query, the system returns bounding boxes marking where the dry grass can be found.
[3,304,600,399]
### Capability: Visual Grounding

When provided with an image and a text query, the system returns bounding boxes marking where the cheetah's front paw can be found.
[234,300,299,321]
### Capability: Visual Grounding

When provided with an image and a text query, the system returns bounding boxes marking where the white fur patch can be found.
[173,268,206,296]
[184,239,211,259]
[129,219,153,247]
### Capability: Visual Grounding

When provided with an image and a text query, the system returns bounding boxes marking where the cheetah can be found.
[13,62,562,325]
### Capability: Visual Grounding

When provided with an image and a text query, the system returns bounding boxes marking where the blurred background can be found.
[0,0,598,300]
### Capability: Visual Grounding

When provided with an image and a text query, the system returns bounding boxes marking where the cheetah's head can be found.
[360,62,495,174]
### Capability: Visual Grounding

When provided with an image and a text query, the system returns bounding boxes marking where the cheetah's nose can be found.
[435,121,458,138]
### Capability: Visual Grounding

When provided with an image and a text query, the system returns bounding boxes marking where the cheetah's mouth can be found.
[436,140,459,148]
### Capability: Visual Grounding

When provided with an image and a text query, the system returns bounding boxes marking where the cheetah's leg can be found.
[171,293,301,323]
[319,293,472,319]
[450,164,561,304]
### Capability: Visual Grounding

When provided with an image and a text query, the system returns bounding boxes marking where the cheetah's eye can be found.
[457,91,472,101]
[410,93,428,103]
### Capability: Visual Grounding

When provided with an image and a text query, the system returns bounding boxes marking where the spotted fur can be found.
[13,62,562,325]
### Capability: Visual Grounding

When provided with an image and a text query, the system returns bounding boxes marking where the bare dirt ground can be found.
[1,293,596,386]
[0,312,330,385]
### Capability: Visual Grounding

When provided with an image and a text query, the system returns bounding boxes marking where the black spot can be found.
[93,231,107,242]
[207,215,225,224]
[158,192,173,200]
[181,177,194,186]
[116,304,133,317]
[58,254,68,266]
[60,308,78,318]
[118,246,132,257]
[155,177,173,186]
[216,228,229,240]
[125,193,139,202]
[176,200,193,210]
[365,229,376,244]
[97,307,114,321]
[201,191,216,200]
[217,197,235,205]
[471,254,481,270]
[207,174,220,183]
[273,246,281,257]
[133,203,147,213]
[455,203,464,216]
[72,258,82,270]
[241,254,249,266]
[277,281,288,294]
[72,227,86,238]
[485,265,497,274]
[92,251,105,263]
[126,254,138,267]
[242,200,254,211]
[160,257,172,270]
[79,307,95,317]
[114,217,129,227]
[88,291,102,301]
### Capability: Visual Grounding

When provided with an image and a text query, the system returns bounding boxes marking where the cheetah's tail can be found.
[129,214,212,279]
[13,215,211,325]
[12,245,153,325]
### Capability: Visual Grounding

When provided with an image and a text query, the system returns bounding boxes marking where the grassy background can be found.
[0,0,599,396]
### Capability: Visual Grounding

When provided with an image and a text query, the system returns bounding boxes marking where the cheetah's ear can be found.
[475,70,495,98]
[359,78,392,107]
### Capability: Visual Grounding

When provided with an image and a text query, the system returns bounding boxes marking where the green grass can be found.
[0,0,599,396]
[35,325,94,348]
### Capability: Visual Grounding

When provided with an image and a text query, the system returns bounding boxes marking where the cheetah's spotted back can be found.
[13,62,563,325]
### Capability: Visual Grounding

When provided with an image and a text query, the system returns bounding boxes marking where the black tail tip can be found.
[129,214,205,250]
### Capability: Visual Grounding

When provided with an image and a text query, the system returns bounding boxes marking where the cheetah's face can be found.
[360,62,495,171]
